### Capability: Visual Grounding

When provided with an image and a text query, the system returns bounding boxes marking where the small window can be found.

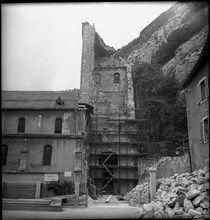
[2,145,8,166]
[56,97,64,106]
[17,117,26,133]
[113,73,120,84]
[54,118,62,134]
[43,145,52,166]
[197,76,209,104]
[200,116,209,143]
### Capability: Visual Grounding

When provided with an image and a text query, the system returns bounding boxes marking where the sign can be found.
[64,172,72,177]
[44,173,58,182]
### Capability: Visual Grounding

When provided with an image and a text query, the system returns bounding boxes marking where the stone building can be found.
[2,90,92,199]
[80,22,150,195]
[182,37,209,170]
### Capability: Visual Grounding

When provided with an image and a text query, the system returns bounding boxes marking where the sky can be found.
[2,2,175,91]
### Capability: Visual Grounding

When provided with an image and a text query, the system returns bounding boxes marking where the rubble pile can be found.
[125,167,209,218]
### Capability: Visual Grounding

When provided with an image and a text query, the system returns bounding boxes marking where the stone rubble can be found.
[125,166,209,218]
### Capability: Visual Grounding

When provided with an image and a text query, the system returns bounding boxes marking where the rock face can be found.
[114,2,209,83]
[125,166,209,218]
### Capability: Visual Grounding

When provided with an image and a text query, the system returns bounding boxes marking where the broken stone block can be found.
[143,204,154,219]
[198,183,207,192]
[187,183,197,191]
[176,194,185,207]
[186,189,200,200]
[184,198,194,213]
[203,209,209,215]
[188,208,202,217]
[197,176,208,185]
[200,201,209,209]
[174,207,185,215]
[167,192,177,199]
[154,210,163,218]
[192,195,203,207]
[165,206,173,216]
[195,207,203,214]
[205,171,209,179]
[181,178,192,188]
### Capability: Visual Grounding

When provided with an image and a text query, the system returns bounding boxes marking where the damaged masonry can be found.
[80,22,151,195]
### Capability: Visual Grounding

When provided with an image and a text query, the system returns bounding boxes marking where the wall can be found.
[138,154,191,184]
[80,22,95,104]
[185,59,209,170]
[2,107,89,193]
[2,138,77,173]
[2,110,80,134]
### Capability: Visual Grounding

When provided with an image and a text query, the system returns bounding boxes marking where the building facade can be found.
[182,38,209,170]
[2,90,91,199]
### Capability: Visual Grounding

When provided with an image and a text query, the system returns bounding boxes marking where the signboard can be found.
[64,172,72,177]
[44,173,58,182]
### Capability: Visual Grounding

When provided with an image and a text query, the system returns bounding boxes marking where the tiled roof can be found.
[2,90,80,109]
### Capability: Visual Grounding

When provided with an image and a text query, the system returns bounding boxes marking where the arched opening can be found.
[17,117,26,133]
[2,145,8,166]
[54,118,62,134]
[42,145,52,166]
[113,73,120,84]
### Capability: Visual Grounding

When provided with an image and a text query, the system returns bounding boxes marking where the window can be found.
[196,76,209,104]
[113,73,120,84]
[54,118,62,134]
[17,117,26,133]
[2,145,8,166]
[55,97,64,106]
[200,116,209,143]
[43,145,52,166]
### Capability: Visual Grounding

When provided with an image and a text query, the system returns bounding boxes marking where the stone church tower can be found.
[80,22,135,119]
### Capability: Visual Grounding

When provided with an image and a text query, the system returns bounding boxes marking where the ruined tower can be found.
[80,22,150,195]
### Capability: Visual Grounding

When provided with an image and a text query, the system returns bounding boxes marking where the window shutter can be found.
[19,152,28,170]
[204,77,209,98]
[200,120,204,143]
[196,84,201,104]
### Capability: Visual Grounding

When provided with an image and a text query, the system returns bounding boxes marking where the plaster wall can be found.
[185,60,209,170]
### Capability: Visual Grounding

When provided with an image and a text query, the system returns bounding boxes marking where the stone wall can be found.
[139,154,191,184]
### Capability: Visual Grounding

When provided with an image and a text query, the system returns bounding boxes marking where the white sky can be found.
[2,2,175,91]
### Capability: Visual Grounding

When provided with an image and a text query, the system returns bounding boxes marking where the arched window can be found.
[2,145,8,166]
[54,118,62,134]
[18,117,26,133]
[113,73,120,83]
[43,145,52,166]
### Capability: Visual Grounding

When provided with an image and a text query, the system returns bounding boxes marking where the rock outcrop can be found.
[114,2,209,83]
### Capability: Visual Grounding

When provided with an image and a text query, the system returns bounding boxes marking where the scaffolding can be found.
[87,73,151,196]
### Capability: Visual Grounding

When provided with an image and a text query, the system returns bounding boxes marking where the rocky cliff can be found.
[114,2,209,83]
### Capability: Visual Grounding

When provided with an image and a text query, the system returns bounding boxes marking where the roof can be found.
[2,90,80,110]
[182,36,209,87]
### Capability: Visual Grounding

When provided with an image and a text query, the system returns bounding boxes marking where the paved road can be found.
[3,203,144,219]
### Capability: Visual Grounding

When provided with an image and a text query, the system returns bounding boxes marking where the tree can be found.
[132,61,188,157]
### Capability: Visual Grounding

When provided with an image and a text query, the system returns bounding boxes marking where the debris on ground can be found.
[125,166,209,218]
